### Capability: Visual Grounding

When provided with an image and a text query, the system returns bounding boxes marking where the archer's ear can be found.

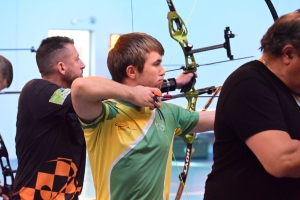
[281,45,296,64]
[126,65,137,79]
[57,62,66,75]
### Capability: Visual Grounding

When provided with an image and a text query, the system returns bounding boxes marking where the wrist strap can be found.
[161,78,177,93]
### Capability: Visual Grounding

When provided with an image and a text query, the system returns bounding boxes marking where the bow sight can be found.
[184,26,235,61]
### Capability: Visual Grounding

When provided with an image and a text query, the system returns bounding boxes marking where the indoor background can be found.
[0,0,299,199]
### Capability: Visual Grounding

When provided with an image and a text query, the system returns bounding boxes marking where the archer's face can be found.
[136,51,165,88]
[285,53,300,94]
[61,43,86,87]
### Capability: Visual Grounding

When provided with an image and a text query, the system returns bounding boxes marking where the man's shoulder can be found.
[20,79,65,102]
[232,60,267,77]
[26,79,61,90]
[222,60,269,90]
[23,79,55,90]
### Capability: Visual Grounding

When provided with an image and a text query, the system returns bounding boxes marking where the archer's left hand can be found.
[176,72,198,89]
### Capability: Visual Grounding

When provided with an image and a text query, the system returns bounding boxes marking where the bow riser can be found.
[167,11,197,72]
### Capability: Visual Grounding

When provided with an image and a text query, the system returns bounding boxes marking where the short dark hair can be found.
[0,55,13,88]
[36,36,74,76]
[107,32,164,83]
[260,9,300,56]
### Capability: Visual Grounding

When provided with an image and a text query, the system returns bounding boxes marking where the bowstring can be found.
[156,105,191,200]
[163,0,199,199]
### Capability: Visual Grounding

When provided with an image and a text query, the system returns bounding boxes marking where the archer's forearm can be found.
[191,110,215,133]
[71,76,134,102]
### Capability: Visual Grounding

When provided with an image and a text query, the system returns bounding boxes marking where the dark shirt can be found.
[13,79,86,200]
[204,60,300,200]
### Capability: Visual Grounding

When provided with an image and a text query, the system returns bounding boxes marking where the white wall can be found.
[0,0,299,159]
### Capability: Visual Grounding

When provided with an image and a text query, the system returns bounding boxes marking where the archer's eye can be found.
[154,61,162,66]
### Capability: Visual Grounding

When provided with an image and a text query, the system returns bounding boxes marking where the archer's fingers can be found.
[153,95,162,108]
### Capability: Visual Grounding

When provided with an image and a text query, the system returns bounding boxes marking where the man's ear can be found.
[126,65,137,79]
[282,45,296,64]
[57,62,66,75]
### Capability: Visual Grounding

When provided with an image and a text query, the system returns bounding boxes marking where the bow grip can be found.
[180,73,196,93]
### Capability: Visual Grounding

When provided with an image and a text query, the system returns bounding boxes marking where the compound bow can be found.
[164,0,279,199]
[165,0,235,199]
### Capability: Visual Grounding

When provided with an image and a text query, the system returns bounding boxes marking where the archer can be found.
[71,32,215,200]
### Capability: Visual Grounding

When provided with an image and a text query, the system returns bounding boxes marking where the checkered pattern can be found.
[19,158,82,200]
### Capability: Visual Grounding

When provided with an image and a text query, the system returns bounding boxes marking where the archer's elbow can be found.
[264,165,288,178]
[71,77,85,97]
[263,159,300,178]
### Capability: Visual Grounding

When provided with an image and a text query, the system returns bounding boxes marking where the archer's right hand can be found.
[129,86,162,109]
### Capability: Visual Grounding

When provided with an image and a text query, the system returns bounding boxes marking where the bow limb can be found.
[0,134,16,199]
[265,0,278,21]
[167,2,198,74]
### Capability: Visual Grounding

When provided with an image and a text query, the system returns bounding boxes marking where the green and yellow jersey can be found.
[81,99,199,200]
